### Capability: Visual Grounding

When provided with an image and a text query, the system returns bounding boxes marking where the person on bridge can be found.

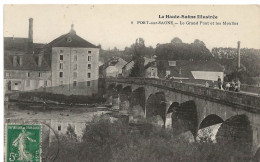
[205,81,209,87]
[226,82,230,91]
[236,79,241,92]
[217,76,222,89]
[230,80,236,91]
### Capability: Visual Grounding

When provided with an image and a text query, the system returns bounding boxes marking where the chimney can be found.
[237,41,240,69]
[38,55,43,67]
[70,24,76,34]
[13,56,17,67]
[28,18,33,54]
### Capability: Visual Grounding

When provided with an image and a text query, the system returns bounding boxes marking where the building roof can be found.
[4,53,51,71]
[101,57,127,70]
[145,61,157,70]
[45,26,98,49]
[4,37,45,54]
[4,37,28,52]
[122,57,154,69]
[161,60,224,79]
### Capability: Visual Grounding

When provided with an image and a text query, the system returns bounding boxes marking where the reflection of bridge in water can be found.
[105,77,260,156]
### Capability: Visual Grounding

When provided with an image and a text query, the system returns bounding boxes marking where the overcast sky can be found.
[4,5,260,50]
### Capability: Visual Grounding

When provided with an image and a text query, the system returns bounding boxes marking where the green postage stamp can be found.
[6,124,41,162]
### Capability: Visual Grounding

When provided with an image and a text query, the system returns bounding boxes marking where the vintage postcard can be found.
[3,5,260,161]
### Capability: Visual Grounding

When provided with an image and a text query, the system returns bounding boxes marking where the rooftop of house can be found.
[4,53,51,71]
[45,24,98,50]
[4,37,45,54]
[160,60,224,79]
[122,57,155,69]
[145,61,157,70]
[101,57,127,70]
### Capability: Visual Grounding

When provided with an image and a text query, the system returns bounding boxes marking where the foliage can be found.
[226,71,257,85]
[66,124,77,140]
[44,117,252,162]
[129,38,146,77]
[155,38,213,61]
[212,47,260,81]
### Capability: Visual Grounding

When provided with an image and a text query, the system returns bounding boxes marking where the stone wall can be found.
[51,47,99,95]
[106,77,260,112]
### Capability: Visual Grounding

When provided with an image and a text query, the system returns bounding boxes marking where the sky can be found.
[4,5,260,50]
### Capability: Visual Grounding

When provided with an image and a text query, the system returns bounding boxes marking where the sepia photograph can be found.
[3,4,260,162]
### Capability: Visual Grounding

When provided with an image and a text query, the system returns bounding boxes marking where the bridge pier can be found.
[165,100,173,128]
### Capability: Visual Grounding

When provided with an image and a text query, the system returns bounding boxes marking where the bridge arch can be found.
[199,114,224,129]
[167,102,180,114]
[172,100,198,137]
[216,114,253,156]
[146,92,166,126]
[115,84,123,92]
[129,87,146,119]
[118,86,132,112]
[107,83,116,91]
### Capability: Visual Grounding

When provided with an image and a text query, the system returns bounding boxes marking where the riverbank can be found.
[8,91,107,105]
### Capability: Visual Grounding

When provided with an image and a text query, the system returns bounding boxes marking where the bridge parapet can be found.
[105,78,260,113]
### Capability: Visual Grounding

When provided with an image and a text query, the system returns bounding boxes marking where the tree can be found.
[129,38,146,77]
[193,39,205,46]
[171,37,183,44]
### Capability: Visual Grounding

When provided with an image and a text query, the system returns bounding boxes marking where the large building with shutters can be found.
[4,18,100,95]
[47,24,99,95]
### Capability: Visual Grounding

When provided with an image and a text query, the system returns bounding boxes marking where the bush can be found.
[44,116,253,162]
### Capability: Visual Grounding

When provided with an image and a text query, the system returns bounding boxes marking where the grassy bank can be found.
[43,117,255,162]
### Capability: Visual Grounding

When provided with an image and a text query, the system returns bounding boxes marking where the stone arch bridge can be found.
[105,77,260,156]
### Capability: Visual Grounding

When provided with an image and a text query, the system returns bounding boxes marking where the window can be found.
[88,64,91,69]
[88,73,91,78]
[58,125,61,131]
[74,55,77,61]
[88,51,91,54]
[67,37,72,42]
[60,63,63,69]
[15,83,18,86]
[60,50,63,53]
[44,80,48,86]
[168,61,176,67]
[27,72,30,77]
[17,57,20,66]
[26,80,30,87]
[73,81,77,87]
[39,73,42,77]
[87,81,91,86]
[60,72,63,78]
[88,56,91,61]
[60,55,63,61]
[73,72,77,78]
[74,64,77,70]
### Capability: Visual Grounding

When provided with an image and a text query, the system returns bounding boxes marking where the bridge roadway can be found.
[105,77,260,156]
